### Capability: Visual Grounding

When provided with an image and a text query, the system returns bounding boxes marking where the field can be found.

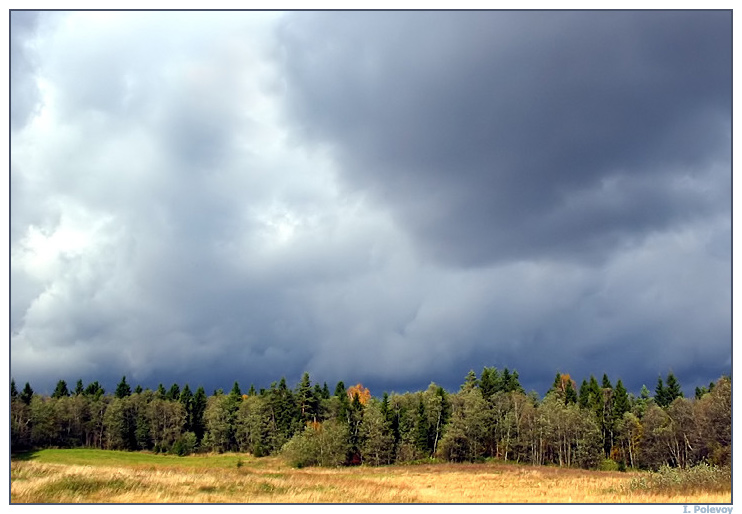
[10,449,732,504]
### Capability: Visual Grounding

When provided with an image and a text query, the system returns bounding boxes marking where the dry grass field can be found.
[10,449,732,504]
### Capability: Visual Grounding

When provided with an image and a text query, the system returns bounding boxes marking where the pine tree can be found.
[415,397,431,456]
[134,385,143,394]
[578,379,590,409]
[84,381,105,399]
[664,373,683,404]
[564,379,578,405]
[52,380,69,399]
[602,373,613,390]
[229,381,241,398]
[156,383,167,398]
[179,384,194,432]
[655,376,668,407]
[74,379,84,396]
[248,384,256,396]
[192,386,208,443]
[115,376,132,398]
[10,379,18,400]
[20,382,34,405]
[461,370,478,391]
[613,380,630,421]
[167,383,181,401]
[508,370,524,393]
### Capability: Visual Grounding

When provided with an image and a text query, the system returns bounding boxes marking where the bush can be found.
[281,420,350,468]
[629,463,731,494]
[171,432,198,456]
[599,458,620,471]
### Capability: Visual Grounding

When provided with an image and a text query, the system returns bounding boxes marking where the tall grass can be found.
[628,463,731,495]
[10,449,732,504]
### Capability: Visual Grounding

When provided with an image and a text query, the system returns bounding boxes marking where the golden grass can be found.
[10,452,731,504]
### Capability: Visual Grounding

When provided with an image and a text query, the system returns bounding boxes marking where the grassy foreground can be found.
[10,449,731,503]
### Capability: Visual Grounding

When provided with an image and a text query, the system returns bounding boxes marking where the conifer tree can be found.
[179,384,194,432]
[167,383,181,401]
[655,376,668,407]
[84,381,104,399]
[115,376,132,398]
[157,383,167,398]
[613,379,630,421]
[578,379,590,409]
[602,373,613,390]
[664,373,683,404]
[74,379,84,396]
[10,379,18,400]
[229,381,241,398]
[192,386,208,443]
[461,370,478,391]
[134,385,143,394]
[52,380,69,399]
[564,379,578,405]
[20,382,34,405]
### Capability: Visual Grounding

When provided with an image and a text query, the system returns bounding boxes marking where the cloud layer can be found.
[10,11,731,396]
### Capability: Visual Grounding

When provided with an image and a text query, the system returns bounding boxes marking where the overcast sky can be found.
[10,10,731,397]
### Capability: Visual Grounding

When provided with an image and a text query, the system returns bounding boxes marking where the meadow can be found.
[10,449,731,504]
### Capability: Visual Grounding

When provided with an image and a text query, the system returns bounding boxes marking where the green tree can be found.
[11,379,19,400]
[664,373,683,404]
[192,386,208,443]
[655,376,668,408]
[74,379,85,396]
[115,376,132,399]
[360,399,395,466]
[84,381,105,400]
[52,380,70,399]
[20,382,34,405]
[167,383,181,401]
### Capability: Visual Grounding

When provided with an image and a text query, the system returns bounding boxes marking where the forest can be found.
[10,368,731,472]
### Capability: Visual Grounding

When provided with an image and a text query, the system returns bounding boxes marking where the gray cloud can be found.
[10,12,731,398]
[277,11,731,266]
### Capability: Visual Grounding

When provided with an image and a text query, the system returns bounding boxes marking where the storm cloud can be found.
[10,11,731,398]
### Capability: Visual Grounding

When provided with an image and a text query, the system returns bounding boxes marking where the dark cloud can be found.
[10,12,731,399]
[278,11,731,266]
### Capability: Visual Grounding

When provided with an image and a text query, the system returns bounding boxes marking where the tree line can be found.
[10,368,731,471]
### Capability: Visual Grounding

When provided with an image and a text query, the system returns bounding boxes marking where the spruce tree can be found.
[655,376,668,407]
[602,373,613,390]
[192,386,208,443]
[564,379,578,405]
[508,370,524,393]
[10,379,18,400]
[134,385,143,394]
[664,373,683,404]
[156,383,167,398]
[578,379,590,409]
[74,379,84,396]
[20,382,34,405]
[230,381,241,397]
[52,380,69,399]
[613,380,630,421]
[115,376,132,398]
[461,370,478,391]
[167,383,181,401]
[179,384,194,432]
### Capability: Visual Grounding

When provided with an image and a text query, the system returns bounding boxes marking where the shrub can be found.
[171,432,197,456]
[629,463,731,494]
[281,420,350,468]
[599,458,620,471]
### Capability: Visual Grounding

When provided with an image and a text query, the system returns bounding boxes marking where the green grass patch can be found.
[11,449,255,470]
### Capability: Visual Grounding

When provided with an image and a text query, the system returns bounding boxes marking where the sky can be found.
[9,10,732,398]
